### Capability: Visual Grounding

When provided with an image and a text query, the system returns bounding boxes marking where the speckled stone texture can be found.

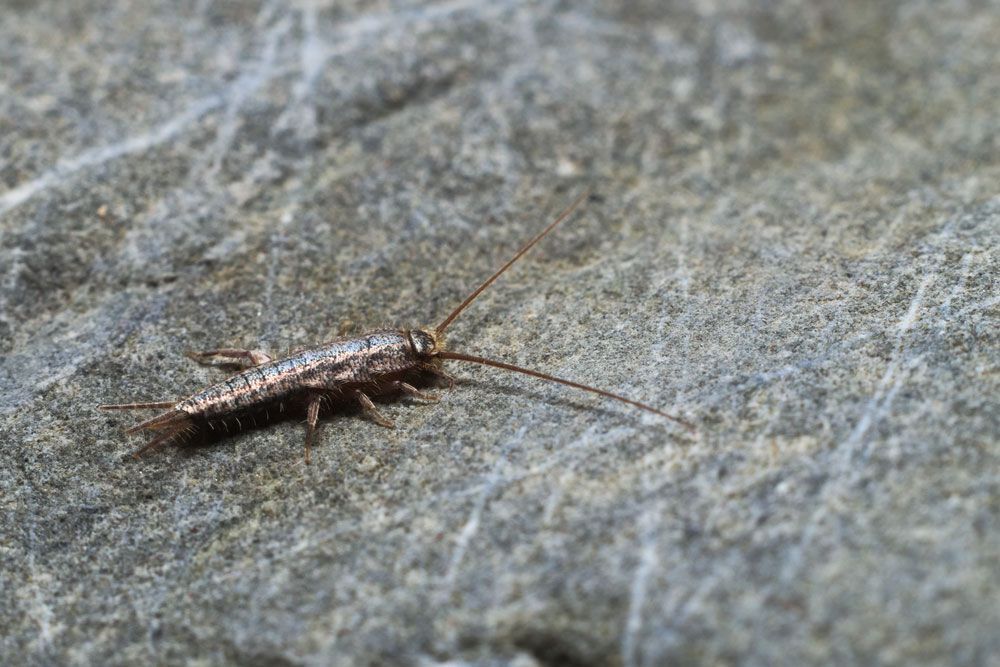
[1,1,997,665]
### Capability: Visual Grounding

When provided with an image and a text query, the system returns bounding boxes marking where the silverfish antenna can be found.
[434,189,590,336]
[432,190,693,429]
[437,351,695,431]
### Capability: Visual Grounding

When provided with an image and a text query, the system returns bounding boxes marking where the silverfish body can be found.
[180,330,428,419]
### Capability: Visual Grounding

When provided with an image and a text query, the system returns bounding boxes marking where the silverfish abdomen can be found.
[177,330,418,418]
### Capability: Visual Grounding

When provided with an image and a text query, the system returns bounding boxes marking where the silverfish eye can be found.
[409,330,436,356]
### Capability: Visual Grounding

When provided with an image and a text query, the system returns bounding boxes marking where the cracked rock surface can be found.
[1,1,997,665]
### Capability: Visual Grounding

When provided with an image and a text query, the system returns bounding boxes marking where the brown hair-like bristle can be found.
[438,351,694,431]
[434,190,590,336]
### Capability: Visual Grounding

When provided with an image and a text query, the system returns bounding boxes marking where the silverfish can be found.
[99,191,694,462]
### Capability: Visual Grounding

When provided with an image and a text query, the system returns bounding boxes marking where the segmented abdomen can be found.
[176,330,418,418]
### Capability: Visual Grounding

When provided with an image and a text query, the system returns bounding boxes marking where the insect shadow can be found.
[100,190,695,463]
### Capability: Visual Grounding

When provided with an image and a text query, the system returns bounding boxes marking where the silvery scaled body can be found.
[178,330,423,419]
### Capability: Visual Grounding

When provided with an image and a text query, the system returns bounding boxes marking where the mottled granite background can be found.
[1,1,997,665]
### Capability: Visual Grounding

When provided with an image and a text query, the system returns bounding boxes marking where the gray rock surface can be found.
[1,1,997,665]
